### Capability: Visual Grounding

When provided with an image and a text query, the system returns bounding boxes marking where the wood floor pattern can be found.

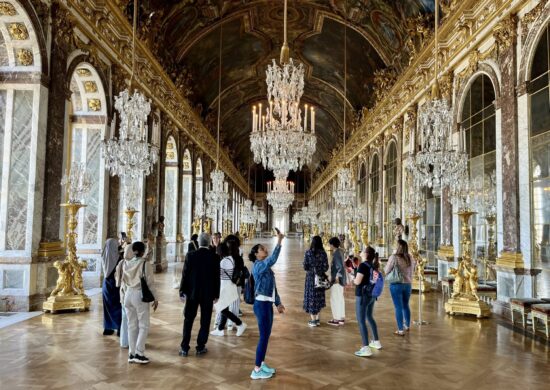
[0,239,548,389]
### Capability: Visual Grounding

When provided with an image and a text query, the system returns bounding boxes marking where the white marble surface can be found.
[517,93,532,266]
[0,311,42,329]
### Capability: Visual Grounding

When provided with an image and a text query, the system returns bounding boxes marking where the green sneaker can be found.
[261,362,276,375]
[251,368,273,380]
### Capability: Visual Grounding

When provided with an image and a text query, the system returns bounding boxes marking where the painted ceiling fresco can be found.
[130,0,436,175]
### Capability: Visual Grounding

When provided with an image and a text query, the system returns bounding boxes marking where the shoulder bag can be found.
[385,255,405,284]
[313,253,331,290]
[140,261,155,303]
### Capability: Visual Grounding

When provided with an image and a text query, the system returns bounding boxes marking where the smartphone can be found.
[274,227,280,235]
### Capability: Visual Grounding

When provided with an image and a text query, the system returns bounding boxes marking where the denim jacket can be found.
[252,244,282,306]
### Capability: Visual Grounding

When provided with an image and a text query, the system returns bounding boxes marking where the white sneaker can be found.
[354,346,373,357]
[210,329,224,336]
[369,340,382,350]
[227,323,234,331]
[236,322,248,337]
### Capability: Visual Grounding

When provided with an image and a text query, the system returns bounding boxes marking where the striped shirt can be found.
[220,256,235,281]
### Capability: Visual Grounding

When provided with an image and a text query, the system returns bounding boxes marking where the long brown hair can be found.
[395,239,411,266]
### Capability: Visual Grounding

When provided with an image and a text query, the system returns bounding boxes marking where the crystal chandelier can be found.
[405,173,426,216]
[102,0,158,181]
[267,178,295,211]
[194,199,205,219]
[241,199,256,225]
[250,0,316,180]
[61,162,93,204]
[206,24,229,214]
[408,0,467,197]
[332,11,356,210]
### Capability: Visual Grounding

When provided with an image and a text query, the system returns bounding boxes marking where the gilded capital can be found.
[493,15,517,54]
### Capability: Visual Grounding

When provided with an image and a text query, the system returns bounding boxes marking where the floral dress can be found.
[303,249,329,314]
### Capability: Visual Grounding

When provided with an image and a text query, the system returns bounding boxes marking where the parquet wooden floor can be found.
[0,239,548,389]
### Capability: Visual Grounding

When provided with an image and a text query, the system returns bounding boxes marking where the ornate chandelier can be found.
[267,178,295,211]
[102,0,158,180]
[61,162,93,204]
[408,0,467,197]
[332,10,356,210]
[206,25,229,214]
[250,0,316,180]
[241,199,256,225]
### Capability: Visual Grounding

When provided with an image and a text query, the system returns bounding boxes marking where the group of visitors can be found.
[100,226,415,377]
[302,235,415,357]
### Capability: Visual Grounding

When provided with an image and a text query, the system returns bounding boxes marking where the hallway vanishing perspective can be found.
[0,239,547,389]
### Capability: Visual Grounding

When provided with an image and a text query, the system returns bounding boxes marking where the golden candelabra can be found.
[124,208,138,241]
[483,213,497,281]
[192,218,201,235]
[43,203,91,313]
[312,224,320,238]
[360,221,369,249]
[303,224,311,243]
[408,214,430,293]
[445,210,491,318]
[348,222,360,255]
[203,218,212,234]
[222,219,232,239]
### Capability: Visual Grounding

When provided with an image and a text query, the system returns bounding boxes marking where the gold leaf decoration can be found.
[16,49,33,66]
[8,23,28,40]
[76,68,92,77]
[0,2,16,16]
[87,98,101,111]
[84,81,97,93]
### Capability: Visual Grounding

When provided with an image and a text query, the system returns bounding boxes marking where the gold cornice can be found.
[64,0,250,195]
[310,0,528,198]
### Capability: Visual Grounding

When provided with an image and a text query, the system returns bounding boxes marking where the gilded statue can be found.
[360,222,369,248]
[192,218,201,235]
[449,259,480,301]
[349,224,360,255]
[73,260,87,294]
[50,260,74,296]
[203,219,211,234]
[312,224,320,237]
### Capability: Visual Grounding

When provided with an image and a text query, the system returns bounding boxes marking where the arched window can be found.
[385,142,398,250]
[66,63,108,275]
[181,149,192,239]
[358,163,367,205]
[461,74,496,262]
[163,136,178,242]
[369,154,380,243]
[529,25,550,295]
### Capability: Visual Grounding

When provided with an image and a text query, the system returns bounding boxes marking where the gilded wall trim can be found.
[310,0,528,198]
[62,0,250,195]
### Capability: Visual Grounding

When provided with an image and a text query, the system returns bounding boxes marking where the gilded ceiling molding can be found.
[404,105,417,145]
[309,0,527,198]
[521,0,548,43]
[63,0,249,195]
[493,15,518,56]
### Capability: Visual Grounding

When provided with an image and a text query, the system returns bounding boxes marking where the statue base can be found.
[444,297,491,318]
[43,294,90,314]
[412,278,431,293]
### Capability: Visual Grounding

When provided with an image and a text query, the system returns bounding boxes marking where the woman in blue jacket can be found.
[248,232,286,380]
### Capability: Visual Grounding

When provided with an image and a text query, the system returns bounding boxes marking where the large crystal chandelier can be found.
[267,178,295,211]
[332,15,356,209]
[408,0,467,197]
[250,0,316,180]
[206,25,229,213]
[102,0,158,181]
[241,199,256,225]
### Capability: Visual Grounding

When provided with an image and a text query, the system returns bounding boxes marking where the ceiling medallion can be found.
[250,0,316,181]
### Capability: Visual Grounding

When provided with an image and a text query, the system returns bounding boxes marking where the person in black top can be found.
[188,234,199,253]
[352,246,381,357]
[179,233,220,356]
[209,232,222,256]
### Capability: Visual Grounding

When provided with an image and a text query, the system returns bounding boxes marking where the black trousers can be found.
[181,298,214,352]
[218,307,242,330]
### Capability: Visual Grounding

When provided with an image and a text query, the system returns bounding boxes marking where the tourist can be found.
[385,239,415,335]
[303,235,329,327]
[215,234,244,330]
[249,232,286,380]
[120,241,158,364]
[353,246,382,357]
[179,233,220,357]
[210,241,247,337]
[116,244,134,349]
[328,237,346,326]
[210,232,222,255]
[101,238,122,336]
[188,233,199,253]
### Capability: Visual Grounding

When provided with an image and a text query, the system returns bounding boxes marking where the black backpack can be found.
[244,273,255,304]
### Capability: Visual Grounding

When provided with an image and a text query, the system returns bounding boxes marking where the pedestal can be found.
[445,297,491,318]
[412,278,431,293]
[43,294,90,313]
[154,237,167,273]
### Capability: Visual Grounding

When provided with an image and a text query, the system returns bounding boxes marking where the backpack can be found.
[232,264,249,286]
[371,270,384,298]
[244,273,255,304]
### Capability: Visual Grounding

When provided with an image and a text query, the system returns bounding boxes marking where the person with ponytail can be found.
[248,232,285,380]
[353,246,382,357]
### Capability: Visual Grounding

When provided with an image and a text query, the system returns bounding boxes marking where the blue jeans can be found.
[355,296,378,346]
[253,300,273,367]
[389,283,412,331]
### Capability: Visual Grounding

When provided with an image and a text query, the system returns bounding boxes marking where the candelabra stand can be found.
[409,214,431,293]
[43,203,91,313]
[445,210,491,318]
[125,208,138,241]
[348,222,360,255]
[360,221,369,250]
[484,214,497,281]
[303,224,311,243]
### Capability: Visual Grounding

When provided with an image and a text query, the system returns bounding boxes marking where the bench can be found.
[510,298,546,328]
[531,303,550,338]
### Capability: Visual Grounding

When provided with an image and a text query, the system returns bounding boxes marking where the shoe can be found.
[338,319,345,325]
[308,320,317,327]
[227,323,234,330]
[128,354,135,363]
[236,322,248,337]
[354,346,373,357]
[315,319,320,326]
[369,340,382,350]
[327,319,341,326]
[132,354,150,364]
[103,329,114,336]
[404,325,410,332]
[238,310,243,317]
[394,330,405,336]
[196,347,208,356]
[250,368,273,380]
[178,349,188,357]
[261,362,276,375]
[210,329,225,336]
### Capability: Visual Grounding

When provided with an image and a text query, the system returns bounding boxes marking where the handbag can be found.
[314,273,331,290]
[385,256,405,284]
[140,261,155,303]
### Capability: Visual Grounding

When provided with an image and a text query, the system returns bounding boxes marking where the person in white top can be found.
[117,241,158,364]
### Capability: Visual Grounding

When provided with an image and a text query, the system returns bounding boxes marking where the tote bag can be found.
[385,256,405,284]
